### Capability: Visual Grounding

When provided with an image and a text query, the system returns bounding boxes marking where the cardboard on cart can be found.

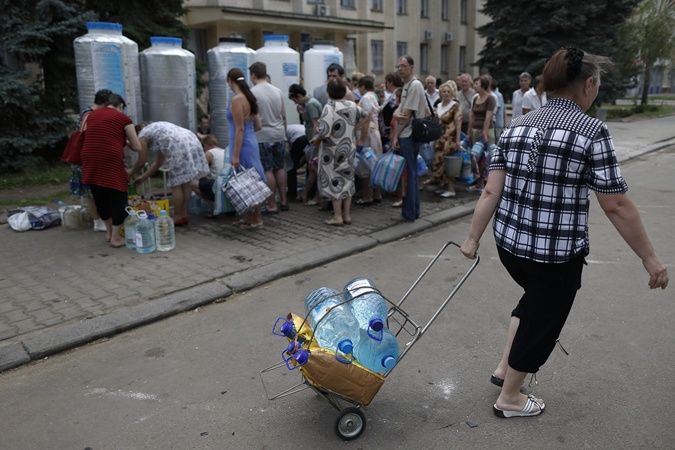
[301,348,385,406]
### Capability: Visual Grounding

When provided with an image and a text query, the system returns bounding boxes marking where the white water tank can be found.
[207,37,257,146]
[255,35,300,125]
[73,22,143,123]
[140,37,196,131]
[303,40,343,98]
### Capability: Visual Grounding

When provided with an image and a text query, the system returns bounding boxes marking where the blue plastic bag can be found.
[418,142,434,167]
[457,151,475,184]
[416,154,429,177]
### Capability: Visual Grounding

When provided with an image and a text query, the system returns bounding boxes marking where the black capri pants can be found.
[90,185,128,226]
[497,246,585,374]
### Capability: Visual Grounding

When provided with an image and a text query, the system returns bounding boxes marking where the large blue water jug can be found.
[353,327,399,373]
[135,210,156,253]
[343,278,389,339]
[303,287,360,359]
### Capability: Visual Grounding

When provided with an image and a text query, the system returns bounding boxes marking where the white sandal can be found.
[493,394,545,418]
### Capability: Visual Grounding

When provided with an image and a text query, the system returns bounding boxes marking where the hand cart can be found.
[260,241,479,440]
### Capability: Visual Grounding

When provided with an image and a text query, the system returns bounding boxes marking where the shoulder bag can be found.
[61,112,90,166]
[411,92,441,143]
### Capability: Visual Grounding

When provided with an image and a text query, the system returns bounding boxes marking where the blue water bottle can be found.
[303,287,360,361]
[135,210,156,253]
[353,327,399,373]
[343,278,389,340]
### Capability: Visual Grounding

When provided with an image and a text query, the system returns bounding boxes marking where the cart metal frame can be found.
[260,241,479,440]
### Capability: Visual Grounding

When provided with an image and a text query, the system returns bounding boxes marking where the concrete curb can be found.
[619,137,675,163]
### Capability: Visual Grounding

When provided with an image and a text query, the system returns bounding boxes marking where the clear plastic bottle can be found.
[154,210,175,251]
[353,327,399,373]
[124,207,139,249]
[188,192,202,216]
[343,278,389,338]
[134,210,156,253]
[303,287,360,356]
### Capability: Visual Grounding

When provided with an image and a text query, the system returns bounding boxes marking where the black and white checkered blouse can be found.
[490,97,628,263]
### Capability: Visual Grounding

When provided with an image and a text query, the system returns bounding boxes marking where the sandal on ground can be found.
[392,200,403,208]
[490,375,504,387]
[324,217,344,226]
[280,204,289,211]
[356,198,373,206]
[109,241,125,248]
[174,217,189,227]
[261,207,280,215]
[238,221,263,230]
[232,219,249,227]
[305,200,319,206]
[440,190,457,198]
[493,394,545,418]
[343,219,352,225]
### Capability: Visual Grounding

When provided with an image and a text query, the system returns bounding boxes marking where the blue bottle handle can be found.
[281,340,298,363]
[335,339,354,364]
[285,349,309,370]
[272,317,295,337]
[367,322,384,342]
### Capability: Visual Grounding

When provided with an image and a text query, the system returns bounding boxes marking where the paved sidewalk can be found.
[1,114,674,372]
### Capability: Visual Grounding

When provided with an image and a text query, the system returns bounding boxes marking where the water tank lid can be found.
[263,35,289,42]
[219,37,246,44]
[313,40,336,46]
[150,36,183,46]
[86,22,122,31]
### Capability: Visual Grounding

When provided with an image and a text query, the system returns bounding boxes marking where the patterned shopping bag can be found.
[370,151,405,193]
[224,167,272,216]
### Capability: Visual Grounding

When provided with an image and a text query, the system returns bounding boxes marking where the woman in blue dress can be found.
[226,68,266,229]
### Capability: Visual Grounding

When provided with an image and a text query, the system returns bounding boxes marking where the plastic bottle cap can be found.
[337,339,353,355]
[285,340,297,354]
[294,349,309,366]
[86,22,122,31]
[382,356,397,369]
[280,320,295,338]
[369,318,384,332]
[150,36,182,46]
[160,210,167,216]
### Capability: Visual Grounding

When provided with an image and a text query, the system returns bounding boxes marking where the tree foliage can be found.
[477,0,641,105]
[625,0,675,104]
[0,0,188,172]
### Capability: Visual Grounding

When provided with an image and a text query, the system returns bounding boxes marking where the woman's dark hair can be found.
[358,76,374,91]
[108,93,126,108]
[385,72,404,88]
[473,75,491,90]
[94,89,112,105]
[227,68,258,115]
[288,83,306,99]
[326,78,347,100]
[542,47,613,93]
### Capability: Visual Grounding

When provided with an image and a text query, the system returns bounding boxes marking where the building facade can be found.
[182,0,487,81]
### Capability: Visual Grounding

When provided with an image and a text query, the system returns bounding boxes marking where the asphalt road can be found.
[0,146,672,449]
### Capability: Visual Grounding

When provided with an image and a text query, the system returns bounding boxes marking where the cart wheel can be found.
[335,407,366,441]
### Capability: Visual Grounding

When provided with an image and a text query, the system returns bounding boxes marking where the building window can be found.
[397,0,407,15]
[460,0,467,24]
[371,0,383,11]
[397,42,408,59]
[420,43,429,73]
[441,45,448,73]
[341,0,355,8]
[307,0,324,4]
[442,0,449,21]
[371,40,384,73]
[421,0,429,17]
[459,46,466,73]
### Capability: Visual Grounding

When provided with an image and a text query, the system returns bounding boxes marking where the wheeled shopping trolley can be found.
[260,241,479,440]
